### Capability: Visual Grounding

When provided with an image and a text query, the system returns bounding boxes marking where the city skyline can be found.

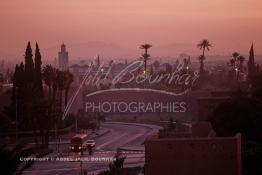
[0,0,262,59]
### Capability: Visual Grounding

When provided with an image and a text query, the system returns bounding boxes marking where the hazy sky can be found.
[0,0,262,59]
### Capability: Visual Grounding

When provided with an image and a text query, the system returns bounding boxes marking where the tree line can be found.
[5,42,73,147]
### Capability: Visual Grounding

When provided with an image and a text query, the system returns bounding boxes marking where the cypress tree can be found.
[248,44,256,82]
[24,42,34,83]
[13,65,19,88]
[34,43,43,96]
[18,62,25,86]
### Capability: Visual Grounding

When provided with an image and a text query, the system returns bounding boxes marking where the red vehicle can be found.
[70,134,88,153]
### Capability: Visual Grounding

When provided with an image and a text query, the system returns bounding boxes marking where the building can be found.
[145,134,242,175]
[58,43,69,71]
[145,90,242,175]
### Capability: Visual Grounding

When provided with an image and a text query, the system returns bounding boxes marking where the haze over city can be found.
[2,1,262,175]
[1,0,262,59]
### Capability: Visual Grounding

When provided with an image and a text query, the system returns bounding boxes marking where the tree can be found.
[24,42,34,83]
[231,53,245,81]
[229,58,235,70]
[43,65,58,147]
[210,97,262,141]
[34,43,43,97]
[102,153,126,175]
[140,44,152,74]
[248,44,258,83]
[232,52,240,61]
[197,39,212,74]
[97,55,100,67]
[56,70,67,109]
[197,55,205,74]
[0,144,33,175]
[11,43,48,145]
[231,52,239,70]
[242,141,262,175]
[64,71,74,105]
[238,55,245,72]
[43,65,55,102]
[251,72,262,100]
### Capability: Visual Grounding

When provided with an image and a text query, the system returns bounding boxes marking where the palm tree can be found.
[42,65,55,102]
[198,55,206,74]
[42,65,56,147]
[197,39,212,57]
[238,55,245,72]
[52,69,59,105]
[232,52,240,68]
[235,55,245,81]
[229,58,236,71]
[231,52,241,81]
[197,39,212,74]
[140,44,152,74]
[56,70,67,109]
[64,71,74,106]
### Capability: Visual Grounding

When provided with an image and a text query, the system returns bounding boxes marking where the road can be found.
[23,122,161,175]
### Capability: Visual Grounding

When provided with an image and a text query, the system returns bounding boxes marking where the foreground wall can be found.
[145,134,242,175]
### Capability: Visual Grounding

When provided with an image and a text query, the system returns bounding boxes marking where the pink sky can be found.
[0,0,262,59]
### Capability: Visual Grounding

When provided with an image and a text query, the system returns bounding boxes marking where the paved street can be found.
[23,122,161,175]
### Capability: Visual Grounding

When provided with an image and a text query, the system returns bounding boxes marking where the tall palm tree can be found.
[238,55,245,72]
[56,70,67,110]
[231,52,240,81]
[229,58,236,71]
[232,52,240,68]
[140,44,152,74]
[198,55,206,74]
[197,39,212,74]
[64,71,74,106]
[42,65,55,102]
[197,39,212,57]
[42,65,56,147]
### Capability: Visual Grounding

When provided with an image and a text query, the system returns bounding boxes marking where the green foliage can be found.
[210,96,262,141]
[242,142,262,175]
[34,43,43,97]
[5,42,73,148]
[24,42,34,83]
[98,154,142,175]
[0,144,34,175]
[99,167,141,175]
[109,154,126,171]
[197,39,212,75]
[251,72,262,100]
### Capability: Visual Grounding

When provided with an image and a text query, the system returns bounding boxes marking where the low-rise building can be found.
[145,133,242,175]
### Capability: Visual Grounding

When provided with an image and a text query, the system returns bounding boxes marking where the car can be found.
[86,139,96,147]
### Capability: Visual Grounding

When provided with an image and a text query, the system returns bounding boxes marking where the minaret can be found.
[58,43,69,71]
